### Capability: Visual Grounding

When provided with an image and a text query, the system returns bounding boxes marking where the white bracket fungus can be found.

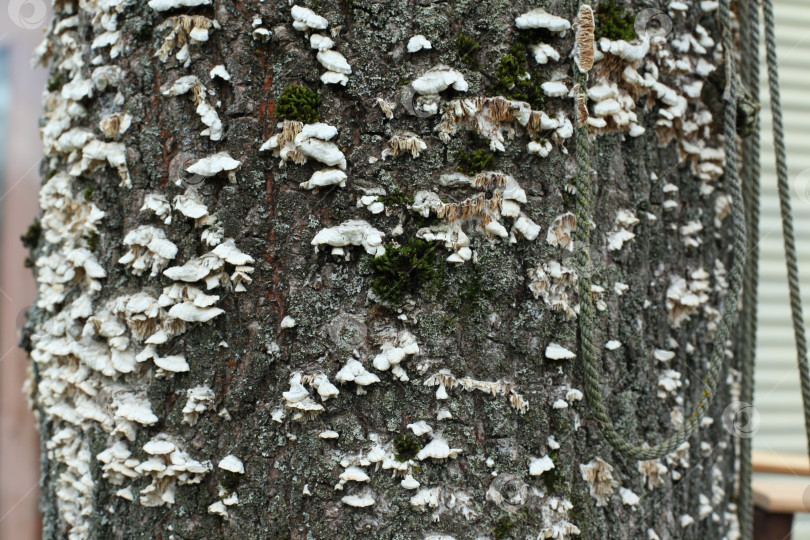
[341,491,376,508]
[317,50,352,75]
[140,194,172,224]
[531,43,561,64]
[161,76,223,141]
[186,152,241,183]
[119,226,178,277]
[381,132,427,160]
[182,386,215,425]
[335,359,381,392]
[218,455,245,474]
[529,262,579,320]
[149,0,211,10]
[261,121,346,169]
[157,16,220,66]
[291,5,328,31]
[300,169,347,190]
[210,65,231,81]
[412,65,469,95]
[620,487,641,507]
[579,458,617,506]
[407,421,433,437]
[529,455,555,476]
[280,316,297,329]
[424,370,528,413]
[372,329,420,381]
[515,9,571,33]
[311,220,386,258]
[408,35,432,53]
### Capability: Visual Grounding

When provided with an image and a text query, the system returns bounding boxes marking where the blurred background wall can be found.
[752,0,810,536]
[0,3,49,539]
[0,1,809,539]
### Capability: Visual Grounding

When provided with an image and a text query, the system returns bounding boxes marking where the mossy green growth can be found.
[83,186,95,201]
[21,219,41,249]
[456,33,481,69]
[83,231,99,252]
[371,240,437,302]
[490,46,545,109]
[47,74,63,93]
[493,516,516,539]
[220,471,242,492]
[276,84,321,124]
[393,433,422,462]
[595,0,637,42]
[377,189,414,208]
[458,149,496,175]
[136,25,153,43]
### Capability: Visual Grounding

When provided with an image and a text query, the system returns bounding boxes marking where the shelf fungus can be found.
[311,220,386,258]
[136,436,212,507]
[579,458,618,507]
[185,152,241,183]
[515,8,571,33]
[161,76,223,141]
[666,269,711,327]
[335,359,381,393]
[140,193,172,224]
[407,35,432,53]
[381,132,427,160]
[148,0,211,11]
[341,491,376,508]
[606,209,640,251]
[372,329,420,381]
[416,436,462,461]
[529,455,555,477]
[182,386,215,425]
[531,43,561,64]
[529,262,579,320]
[546,212,577,250]
[291,5,328,31]
[574,5,595,73]
[283,373,325,420]
[300,169,347,190]
[335,466,370,490]
[412,65,469,95]
[424,370,528,413]
[73,140,131,188]
[156,15,221,66]
[218,455,245,474]
[261,121,346,170]
[119,226,178,277]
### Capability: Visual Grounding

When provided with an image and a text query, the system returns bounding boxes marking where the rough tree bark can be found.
[23,0,746,538]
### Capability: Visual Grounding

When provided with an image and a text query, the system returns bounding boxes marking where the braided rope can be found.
[738,0,761,535]
[576,0,747,461]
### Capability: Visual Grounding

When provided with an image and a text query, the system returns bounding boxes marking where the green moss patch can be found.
[595,0,637,42]
[276,84,321,124]
[371,240,437,303]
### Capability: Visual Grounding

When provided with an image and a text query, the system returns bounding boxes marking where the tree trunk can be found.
[24,0,745,538]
